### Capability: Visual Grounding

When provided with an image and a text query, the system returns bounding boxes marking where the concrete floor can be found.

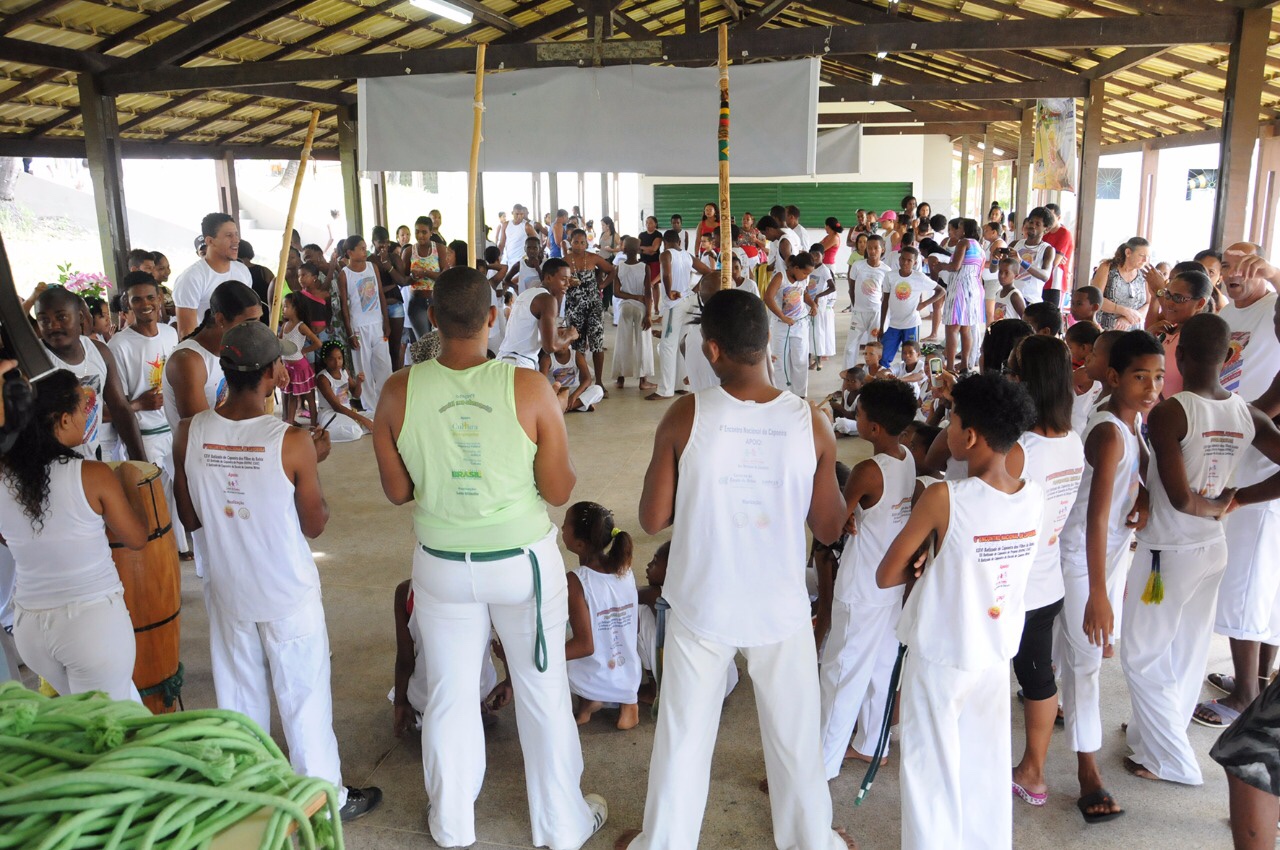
[164,294,1240,849]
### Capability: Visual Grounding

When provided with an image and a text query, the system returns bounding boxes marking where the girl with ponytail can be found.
[561,501,641,729]
[0,369,147,700]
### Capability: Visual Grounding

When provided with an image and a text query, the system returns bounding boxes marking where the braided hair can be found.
[565,501,633,576]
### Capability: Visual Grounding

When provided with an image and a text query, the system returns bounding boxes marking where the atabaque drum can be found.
[107,461,181,714]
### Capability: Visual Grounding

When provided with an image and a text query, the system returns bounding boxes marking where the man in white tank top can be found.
[35,287,146,463]
[499,205,537,268]
[173,321,381,821]
[649,230,711,401]
[1203,244,1280,727]
[618,289,854,850]
[1122,314,1280,786]
[496,258,578,369]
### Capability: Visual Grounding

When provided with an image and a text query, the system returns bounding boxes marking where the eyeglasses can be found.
[1156,288,1195,304]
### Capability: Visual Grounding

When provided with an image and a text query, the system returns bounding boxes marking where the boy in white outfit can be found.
[845,234,889,368]
[618,289,854,850]
[764,252,817,398]
[819,378,919,777]
[878,373,1043,850]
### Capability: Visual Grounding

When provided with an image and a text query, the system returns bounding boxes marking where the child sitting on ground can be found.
[863,340,887,379]
[878,373,1042,850]
[1065,320,1100,369]
[993,257,1027,321]
[892,339,927,399]
[392,578,511,737]
[315,341,372,442]
[828,366,868,436]
[819,379,921,778]
[563,502,641,730]
[1024,301,1063,337]
[542,346,604,412]
[280,292,321,426]
[1070,285,1103,326]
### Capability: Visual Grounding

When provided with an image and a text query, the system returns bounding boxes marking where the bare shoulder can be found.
[514,364,555,400]
[382,366,411,399]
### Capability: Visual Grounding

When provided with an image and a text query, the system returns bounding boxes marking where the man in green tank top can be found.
[374,267,607,850]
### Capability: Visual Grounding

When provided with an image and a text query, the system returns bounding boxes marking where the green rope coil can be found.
[137,662,185,709]
[0,681,343,850]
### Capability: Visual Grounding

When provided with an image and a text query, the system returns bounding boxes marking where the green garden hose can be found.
[0,682,343,850]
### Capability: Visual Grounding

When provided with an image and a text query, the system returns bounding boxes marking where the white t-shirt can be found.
[666,387,816,646]
[109,324,179,435]
[849,260,889,314]
[171,258,253,318]
[884,271,936,329]
[898,477,1045,671]
[1009,240,1050,305]
[1017,430,1085,610]
[1070,380,1103,435]
[45,338,108,461]
[1221,291,1280,488]
[343,264,382,329]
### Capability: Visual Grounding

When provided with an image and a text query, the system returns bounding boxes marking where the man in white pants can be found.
[618,289,853,850]
[647,230,707,401]
[497,258,577,370]
[375,266,606,850]
[1199,244,1280,728]
[173,321,380,821]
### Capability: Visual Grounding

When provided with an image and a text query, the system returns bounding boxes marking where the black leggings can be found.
[407,293,432,338]
[1013,598,1064,702]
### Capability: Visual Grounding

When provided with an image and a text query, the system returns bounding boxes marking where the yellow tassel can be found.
[1141,553,1164,605]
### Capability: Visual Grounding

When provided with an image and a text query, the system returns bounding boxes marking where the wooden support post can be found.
[371,171,388,230]
[214,150,239,219]
[958,135,971,219]
[577,171,585,219]
[717,23,731,289]
[468,44,486,261]
[271,110,320,333]
[1213,7,1270,249]
[1075,79,1105,290]
[1015,107,1034,225]
[980,132,994,217]
[78,73,130,284]
[337,104,363,241]
[1136,142,1159,240]
[685,0,701,35]
[1250,130,1280,257]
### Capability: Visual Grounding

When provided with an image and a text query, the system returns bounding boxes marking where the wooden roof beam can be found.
[0,35,110,72]
[822,106,1021,123]
[0,0,76,37]
[0,135,341,159]
[739,0,793,30]
[1085,46,1169,79]
[819,78,1089,102]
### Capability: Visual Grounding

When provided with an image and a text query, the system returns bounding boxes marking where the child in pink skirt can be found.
[281,292,321,426]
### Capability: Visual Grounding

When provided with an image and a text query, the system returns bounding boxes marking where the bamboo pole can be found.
[270,109,321,333]
[468,44,487,265]
[717,24,732,290]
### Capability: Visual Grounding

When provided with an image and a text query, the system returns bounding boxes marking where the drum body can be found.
[108,461,181,714]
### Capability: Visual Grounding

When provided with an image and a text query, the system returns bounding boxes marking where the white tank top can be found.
[661,250,693,313]
[770,227,802,276]
[1221,292,1280,489]
[1018,430,1084,610]
[548,351,581,389]
[45,338,108,460]
[317,369,349,413]
[183,411,320,621]
[498,286,548,363]
[1059,410,1141,569]
[617,261,648,298]
[897,477,1044,671]
[343,264,382,328]
[281,323,307,362]
[487,270,508,348]
[566,567,642,703]
[666,387,816,646]
[681,323,719,394]
[1010,239,1050,304]
[515,260,542,293]
[0,458,121,609]
[1071,381,1103,435]
[835,448,916,607]
[992,288,1021,322]
[503,220,530,265]
[162,338,225,429]
[1139,391,1255,551]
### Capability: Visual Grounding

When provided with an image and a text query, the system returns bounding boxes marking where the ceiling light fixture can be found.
[871,73,883,86]
[411,0,473,25]
[876,51,887,59]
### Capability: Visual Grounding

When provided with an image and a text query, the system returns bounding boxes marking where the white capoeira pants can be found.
[412,530,595,850]
[771,319,810,398]
[1215,502,1280,642]
[1058,547,1132,754]
[14,591,140,703]
[206,587,345,804]
[844,308,878,368]
[612,300,655,382]
[350,321,393,412]
[636,605,737,698]
[819,598,900,777]
[655,304,687,398]
[566,384,605,410]
[900,653,1012,850]
[625,618,846,850]
[1121,541,1227,785]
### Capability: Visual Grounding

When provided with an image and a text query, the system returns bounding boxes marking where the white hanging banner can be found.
[359,59,820,177]
[815,124,863,175]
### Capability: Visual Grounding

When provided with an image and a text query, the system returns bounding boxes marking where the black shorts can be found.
[1212,676,1280,795]
[1013,598,1064,702]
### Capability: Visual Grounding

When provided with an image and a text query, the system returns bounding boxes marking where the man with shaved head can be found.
[1197,242,1280,731]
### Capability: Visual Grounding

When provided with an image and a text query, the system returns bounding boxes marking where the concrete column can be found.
[958,136,971,219]
[1213,6,1270,248]
[600,172,609,223]
[1075,79,1105,290]
[980,132,994,217]
[78,73,130,284]
[475,171,486,253]
[1136,142,1159,240]
[577,171,585,218]
[337,105,363,240]
[214,151,239,220]
[1250,130,1280,256]
[371,171,388,230]
[1015,107,1034,226]
[549,172,559,215]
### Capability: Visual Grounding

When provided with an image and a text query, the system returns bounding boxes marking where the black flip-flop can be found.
[1077,789,1125,824]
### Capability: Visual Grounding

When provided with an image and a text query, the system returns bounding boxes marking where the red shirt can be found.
[1042,226,1074,293]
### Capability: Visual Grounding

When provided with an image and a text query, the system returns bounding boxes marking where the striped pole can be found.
[718,24,732,289]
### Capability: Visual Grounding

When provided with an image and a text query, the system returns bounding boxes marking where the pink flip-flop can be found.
[1013,781,1048,807]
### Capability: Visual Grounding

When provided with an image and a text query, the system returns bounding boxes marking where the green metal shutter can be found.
[653,181,914,233]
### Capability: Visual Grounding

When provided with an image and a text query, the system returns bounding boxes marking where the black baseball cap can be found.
[220,321,296,372]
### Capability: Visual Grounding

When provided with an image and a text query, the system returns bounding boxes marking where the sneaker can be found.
[339,786,383,822]
[583,794,608,844]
